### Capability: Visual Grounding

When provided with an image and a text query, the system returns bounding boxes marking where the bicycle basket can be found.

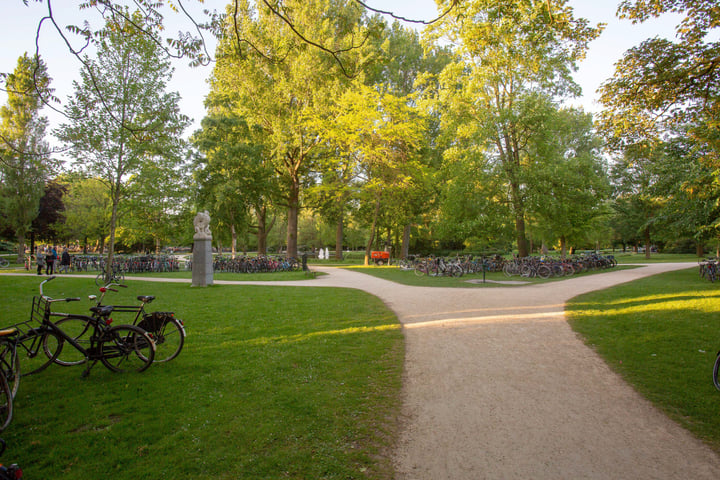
[139,312,174,331]
[30,295,50,324]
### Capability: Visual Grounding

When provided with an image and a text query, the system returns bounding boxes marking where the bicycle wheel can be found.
[414,263,427,276]
[537,265,552,279]
[95,272,108,287]
[99,325,155,373]
[17,328,62,376]
[146,317,185,363]
[52,316,93,366]
[0,344,18,400]
[713,352,720,391]
[0,374,13,432]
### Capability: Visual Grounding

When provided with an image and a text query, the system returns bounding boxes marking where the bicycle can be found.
[713,351,720,391]
[32,277,156,376]
[95,264,125,287]
[0,347,12,431]
[0,259,8,268]
[89,284,185,363]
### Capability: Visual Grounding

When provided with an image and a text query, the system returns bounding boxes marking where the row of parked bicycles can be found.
[399,253,618,278]
[0,277,186,448]
[71,254,183,274]
[212,255,301,274]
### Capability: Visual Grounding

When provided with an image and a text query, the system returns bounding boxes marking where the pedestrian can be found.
[59,248,71,274]
[45,246,56,275]
[36,252,45,275]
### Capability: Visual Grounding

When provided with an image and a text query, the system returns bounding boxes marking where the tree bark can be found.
[364,196,381,266]
[401,224,411,259]
[335,218,343,260]
[286,178,300,259]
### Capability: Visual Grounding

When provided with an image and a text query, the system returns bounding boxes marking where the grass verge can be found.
[347,265,636,288]
[0,275,403,479]
[566,266,720,452]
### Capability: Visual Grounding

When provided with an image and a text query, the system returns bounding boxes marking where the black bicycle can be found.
[713,351,720,391]
[89,284,185,363]
[30,277,156,376]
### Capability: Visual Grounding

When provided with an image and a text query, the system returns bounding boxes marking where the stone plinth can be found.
[192,237,213,287]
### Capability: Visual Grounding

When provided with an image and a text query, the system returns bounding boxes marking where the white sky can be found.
[0,1,682,145]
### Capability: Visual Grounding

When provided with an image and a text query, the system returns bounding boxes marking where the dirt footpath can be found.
[300,264,720,480]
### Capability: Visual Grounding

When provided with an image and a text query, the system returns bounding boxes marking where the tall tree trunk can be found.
[16,232,25,263]
[230,223,237,258]
[364,195,381,266]
[255,205,274,255]
[401,224,411,259]
[286,176,300,259]
[560,235,567,258]
[105,189,120,279]
[335,218,343,260]
[644,227,651,260]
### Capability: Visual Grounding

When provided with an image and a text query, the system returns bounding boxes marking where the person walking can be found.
[59,248,71,274]
[36,250,45,275]
[45,246,56,275]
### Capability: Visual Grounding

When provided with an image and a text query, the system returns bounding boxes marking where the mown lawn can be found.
[566,266,720,452]
[0,275,403,479]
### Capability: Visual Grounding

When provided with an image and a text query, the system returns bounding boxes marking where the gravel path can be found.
[284,264,720,479]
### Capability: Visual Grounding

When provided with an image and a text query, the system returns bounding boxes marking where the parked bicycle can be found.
[89,284,185,363]
[713,350,720,391]
[95,264,125,287]
[31,277,156,375]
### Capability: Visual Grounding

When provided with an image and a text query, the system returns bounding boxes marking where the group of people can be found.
[34,246,71,275]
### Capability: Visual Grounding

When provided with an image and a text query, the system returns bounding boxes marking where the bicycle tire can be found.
[52,316,93,366]
[414,264,427,276]
[146,317,185,363]
[0,374,13,432]
[17,329,62,376]
[0,258,8,267]
[0,345,18,399]
[537,265,552,279]
[99,325,155,373]
[713,352,720,391]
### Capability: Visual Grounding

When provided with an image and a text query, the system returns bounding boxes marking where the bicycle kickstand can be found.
[81,359,98,378]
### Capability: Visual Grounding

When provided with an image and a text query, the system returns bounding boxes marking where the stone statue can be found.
[193,211,212,239]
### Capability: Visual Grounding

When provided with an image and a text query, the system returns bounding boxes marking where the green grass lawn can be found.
[0,276,403,479]
[566,266,720,452]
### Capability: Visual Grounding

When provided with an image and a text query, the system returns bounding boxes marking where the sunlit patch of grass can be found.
[567,267,720,452]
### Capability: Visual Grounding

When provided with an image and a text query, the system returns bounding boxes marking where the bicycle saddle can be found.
[90,305,114,316]
[137,296,155,303]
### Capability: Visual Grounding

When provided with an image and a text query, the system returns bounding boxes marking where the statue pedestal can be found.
[192,237,213,287]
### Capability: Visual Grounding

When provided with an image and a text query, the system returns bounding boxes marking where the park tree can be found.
[56,10,190,276]
[428,0,602,256]
[610,147,667,259]
[192,110,278,256]
[598,1,720,151]
[210,0,382,259]
[0,53,54,261]
[324,84,428,264]
[525,106,611,256]
[32,179,67,246]
[58,176,112,253]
